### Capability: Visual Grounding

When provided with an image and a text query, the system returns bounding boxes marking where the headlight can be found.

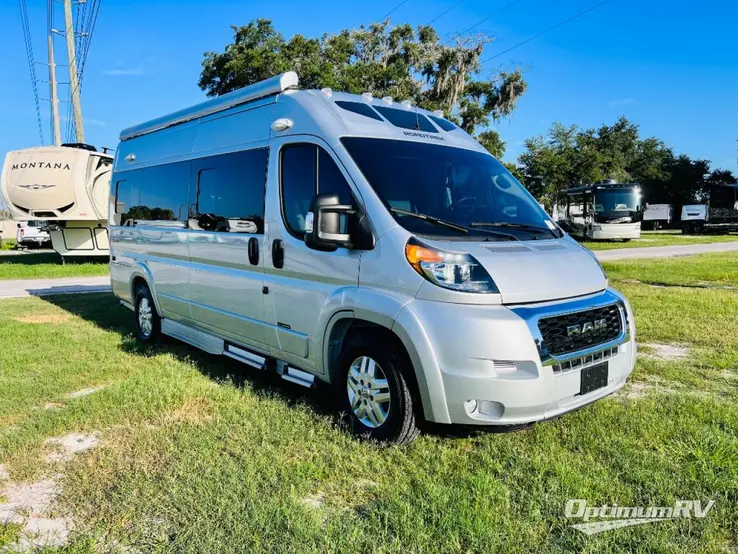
[405,238,499,293]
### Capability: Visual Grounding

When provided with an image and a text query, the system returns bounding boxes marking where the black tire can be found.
[134,284,161,343]
[338,334,420,445]
[622,239,631,242]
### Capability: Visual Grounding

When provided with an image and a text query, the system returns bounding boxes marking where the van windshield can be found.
[341,137,555,239]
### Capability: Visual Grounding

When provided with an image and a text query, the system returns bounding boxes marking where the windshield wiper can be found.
[390,208,469,233]
[470,221,558,236]
[391,208,519,241]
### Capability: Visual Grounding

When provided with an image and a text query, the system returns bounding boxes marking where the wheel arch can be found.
[129,264,163,316]
[321,299,450,424]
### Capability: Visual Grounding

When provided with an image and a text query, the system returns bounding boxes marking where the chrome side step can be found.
[279,365,316,389]
[162,318,223,354]
[223,344,266,370]
[161,318,316,389]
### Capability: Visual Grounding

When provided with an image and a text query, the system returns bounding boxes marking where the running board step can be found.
[162,319,223,354]
[281,366,316,389]
[223,344,266,370]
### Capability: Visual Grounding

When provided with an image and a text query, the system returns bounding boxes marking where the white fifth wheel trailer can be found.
[0,143,112,258]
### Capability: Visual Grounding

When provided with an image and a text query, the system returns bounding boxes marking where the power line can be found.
[481,0,612,63]
[378,0,411,22]
[18,0,44,144]
[456,0,525,36]
[427,0,467,25]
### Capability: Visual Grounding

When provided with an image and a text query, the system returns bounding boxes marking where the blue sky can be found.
[2,0,737,174]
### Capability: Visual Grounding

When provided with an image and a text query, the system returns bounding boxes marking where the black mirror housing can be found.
[304,193,353,251]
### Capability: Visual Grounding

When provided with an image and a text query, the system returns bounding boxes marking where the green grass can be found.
[584,230,738,250]
[0,254,736,552]
[0,252,108,280]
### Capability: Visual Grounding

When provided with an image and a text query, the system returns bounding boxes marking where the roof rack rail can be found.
[119,71,299,141]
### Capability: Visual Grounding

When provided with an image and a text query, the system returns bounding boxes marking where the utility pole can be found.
[63,0,85,143]
[47,33,62,146]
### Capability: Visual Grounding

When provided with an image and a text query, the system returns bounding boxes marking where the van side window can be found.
[114,162,189,226]
[113,171,140,226]
[281,144,354,237]
[190,149,268,233]
[136,162,190,224]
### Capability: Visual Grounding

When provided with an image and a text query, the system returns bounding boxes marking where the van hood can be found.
[424,236,607,304]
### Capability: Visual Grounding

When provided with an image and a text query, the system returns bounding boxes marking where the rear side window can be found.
[373,106,438,133]
[335,101,383,121]
[428,115,456,131]
[281,144,354,237]
[190,149,268,233]
[113,161,190,226]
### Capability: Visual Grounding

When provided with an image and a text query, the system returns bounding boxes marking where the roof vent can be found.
[361,92,373,101]
[401,100,412,109]
[382,96,393,105]
[320,87,332,97]
[433,110,444,117]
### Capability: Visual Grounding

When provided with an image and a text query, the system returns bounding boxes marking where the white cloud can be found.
[608,98,635,107]
[101,65,145,76]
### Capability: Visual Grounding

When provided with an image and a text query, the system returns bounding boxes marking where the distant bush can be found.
[1,238,18,250]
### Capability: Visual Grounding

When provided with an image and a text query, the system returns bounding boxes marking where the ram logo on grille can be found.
[567,318,607,337]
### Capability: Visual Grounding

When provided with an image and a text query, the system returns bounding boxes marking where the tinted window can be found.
[113,171,140,226]
[190,149,267,233]
[318,149,353,206]
[335,101,383,121]
[281,144,355,237]
[137,162,190,223]
[281,145,317,236]
[428,115,456,131]
[373,106,437,133]
[113,162,189,226]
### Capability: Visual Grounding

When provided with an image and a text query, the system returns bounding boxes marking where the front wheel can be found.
[134,284,161,343]
[339,335,420,444]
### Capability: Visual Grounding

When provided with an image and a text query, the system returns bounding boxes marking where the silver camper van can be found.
[109,72,636,443]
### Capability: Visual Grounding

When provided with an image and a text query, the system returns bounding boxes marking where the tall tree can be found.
[199,19,526,137]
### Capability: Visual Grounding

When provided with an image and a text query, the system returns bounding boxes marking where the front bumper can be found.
[591,223,641,240]
[395,288,636,426]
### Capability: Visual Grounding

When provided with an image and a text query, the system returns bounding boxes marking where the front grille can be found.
[552,346,619,373]
[538,303,623,356]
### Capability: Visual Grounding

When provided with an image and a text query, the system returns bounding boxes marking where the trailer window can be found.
[190,149,267,233]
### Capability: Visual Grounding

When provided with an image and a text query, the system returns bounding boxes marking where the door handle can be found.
[272,239,284,269]
[248,237,259,266]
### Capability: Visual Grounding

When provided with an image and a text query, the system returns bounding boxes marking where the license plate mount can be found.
[579,362,609,395]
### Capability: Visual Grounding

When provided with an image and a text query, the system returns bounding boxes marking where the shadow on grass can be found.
[0,251,107,266]
[39,292,518,440]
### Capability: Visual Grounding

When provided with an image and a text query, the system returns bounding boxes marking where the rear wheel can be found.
[339,335,420,444]
[134,284,160,343]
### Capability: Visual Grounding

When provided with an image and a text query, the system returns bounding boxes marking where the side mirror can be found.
[304,193,353,252]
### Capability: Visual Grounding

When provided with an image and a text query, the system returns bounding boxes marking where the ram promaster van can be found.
[110,73,636,443]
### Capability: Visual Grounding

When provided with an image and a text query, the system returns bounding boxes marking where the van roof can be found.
[118,72,485,155]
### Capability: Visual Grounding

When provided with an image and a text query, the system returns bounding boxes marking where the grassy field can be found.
[584,230,738,251]
[0,252,108,280]
[0,254,736,552]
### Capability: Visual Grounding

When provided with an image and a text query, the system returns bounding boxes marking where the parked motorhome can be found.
[109,72,636,443]
[0,143,113,258]
[553,183,643,241]
[16,220,51,248]
[641,203,673,230]
[681,184,738,234]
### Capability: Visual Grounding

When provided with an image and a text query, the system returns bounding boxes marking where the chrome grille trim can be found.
[552,346,619,373]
